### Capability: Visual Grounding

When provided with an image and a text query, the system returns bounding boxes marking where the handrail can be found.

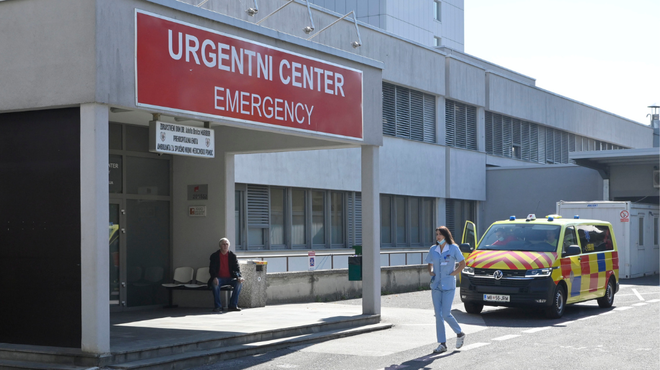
[237,249,429,272]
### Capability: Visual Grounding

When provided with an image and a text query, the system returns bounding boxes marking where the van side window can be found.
[576,225,613,252]
[563,226,579,253]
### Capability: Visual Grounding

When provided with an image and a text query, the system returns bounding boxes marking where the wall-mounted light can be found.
[307,10,362,48]
[246,0,258,16]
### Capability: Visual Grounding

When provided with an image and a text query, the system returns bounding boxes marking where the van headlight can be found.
[525,267,553,277]
[462,266,474,275]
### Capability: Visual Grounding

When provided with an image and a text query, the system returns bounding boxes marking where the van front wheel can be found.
[464,302,483,314]
[545,284,566,319]
[597,278,615,308]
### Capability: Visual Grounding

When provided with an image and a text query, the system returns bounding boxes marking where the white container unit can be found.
[556,201,659,279]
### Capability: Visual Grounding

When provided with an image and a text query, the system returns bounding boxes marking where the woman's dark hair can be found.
[435,226,456,245]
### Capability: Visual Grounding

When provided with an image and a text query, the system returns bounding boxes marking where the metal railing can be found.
[238,249,429,272]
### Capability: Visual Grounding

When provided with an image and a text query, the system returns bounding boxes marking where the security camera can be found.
[246,7,258,16]
[303,26,314,34]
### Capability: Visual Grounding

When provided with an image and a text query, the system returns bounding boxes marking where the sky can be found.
[464,0,659,126]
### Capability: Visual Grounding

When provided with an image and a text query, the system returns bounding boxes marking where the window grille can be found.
[347,192,362,247]
[382,82,436,143]
[485,112,493,154]
[445,99,477,150]
[247,184,269,228]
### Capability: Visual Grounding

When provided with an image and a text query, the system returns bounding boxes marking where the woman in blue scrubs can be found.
[425,226,466,353]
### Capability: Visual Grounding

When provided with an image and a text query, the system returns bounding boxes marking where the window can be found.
[331,192,344,244]
[381,195,392,244]
[485,111,624,164]
[434,36,441,47]
[381,195,435,247]
[382,82,436,143]
[396,196,406,243]
[576,225,614,252]
[312,191,325,245]
[270,187,285,246]
[434,0,442,21]
[639,216,644,247]
[235,190,243,247]
[292,189,306,245]
[446,100,477,150]
[654,217,659,246]
[238,185,358,250]
[247,184,269,248]
[563,226,579,254]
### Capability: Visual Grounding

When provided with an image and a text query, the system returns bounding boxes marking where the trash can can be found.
[238,260,268,308]
[348,255,362,281]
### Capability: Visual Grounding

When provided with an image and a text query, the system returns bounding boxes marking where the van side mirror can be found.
[563,245,581,257]
[459,243,474,254]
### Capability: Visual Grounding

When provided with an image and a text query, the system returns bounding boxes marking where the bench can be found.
[162,267,234,310]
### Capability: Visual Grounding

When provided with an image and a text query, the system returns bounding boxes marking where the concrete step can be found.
[0,316,389,370]
[107,322,392,370]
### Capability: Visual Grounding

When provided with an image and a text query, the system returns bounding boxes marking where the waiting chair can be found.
[162,266,194,288]
[184,267,211,288]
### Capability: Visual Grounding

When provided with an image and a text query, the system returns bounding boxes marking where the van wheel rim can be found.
[556,291,564,311]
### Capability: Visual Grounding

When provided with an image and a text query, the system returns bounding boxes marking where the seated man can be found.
[208,237,244,312]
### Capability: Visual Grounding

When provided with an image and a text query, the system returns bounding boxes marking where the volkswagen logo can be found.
[493,270,503,280]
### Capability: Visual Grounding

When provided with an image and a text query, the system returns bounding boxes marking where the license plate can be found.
[483,294,510,302]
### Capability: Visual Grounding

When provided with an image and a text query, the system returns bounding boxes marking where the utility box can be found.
[238,260,268,308]
[348,256,362,281]
[556,201,659,279]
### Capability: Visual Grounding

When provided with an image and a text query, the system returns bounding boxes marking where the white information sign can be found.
[308,251,316,271]
[149,121,215,158]
[189,206,207,217]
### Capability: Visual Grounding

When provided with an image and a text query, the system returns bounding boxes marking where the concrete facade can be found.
[1,0,656,356]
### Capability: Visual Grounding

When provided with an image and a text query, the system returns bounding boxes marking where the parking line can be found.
[522,327,551,334]
[492,334,520,341]
[647,299,660,303]
[460,342,490,351]
[614,306,633,311]
[632,302,648,307]
[632,289,645,301]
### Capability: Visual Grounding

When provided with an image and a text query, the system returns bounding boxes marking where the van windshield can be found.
[478,224,561,252]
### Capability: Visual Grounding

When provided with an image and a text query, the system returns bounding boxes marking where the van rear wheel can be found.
[597,278,615,308]
[545,284,566,319]
[464,302,483,314]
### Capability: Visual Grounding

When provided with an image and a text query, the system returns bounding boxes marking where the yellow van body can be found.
[460,215,619,318]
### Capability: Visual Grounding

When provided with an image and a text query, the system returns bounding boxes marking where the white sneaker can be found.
[433,344,447,353]
[456,333,466,349]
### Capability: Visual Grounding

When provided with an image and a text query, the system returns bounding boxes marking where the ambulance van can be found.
[459,214,619,318]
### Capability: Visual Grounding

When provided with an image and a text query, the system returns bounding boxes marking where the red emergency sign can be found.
[136,10,363,140]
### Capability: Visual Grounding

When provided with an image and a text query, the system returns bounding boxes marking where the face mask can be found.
[439,239,446,246]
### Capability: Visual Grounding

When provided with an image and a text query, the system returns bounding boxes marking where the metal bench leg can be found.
[221,289,230,311]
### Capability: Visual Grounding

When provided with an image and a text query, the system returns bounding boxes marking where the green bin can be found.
[348,256,362,281]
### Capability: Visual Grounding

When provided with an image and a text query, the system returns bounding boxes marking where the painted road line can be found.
[492,334,520,341]
[632,289,645,301]
[632,302,648,307]
[578,315,597,321]
[522,327,551,334]
[459,342,490,351]
[598,311,615,316]
[614,306,634,311]
[647,299,660,303]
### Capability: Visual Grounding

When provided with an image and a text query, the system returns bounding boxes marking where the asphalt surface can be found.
[190,274,660,370]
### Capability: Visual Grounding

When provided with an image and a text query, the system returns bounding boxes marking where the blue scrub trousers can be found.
[431,287,462,343]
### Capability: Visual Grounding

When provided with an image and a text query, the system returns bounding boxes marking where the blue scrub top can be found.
[425,243,464,291]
